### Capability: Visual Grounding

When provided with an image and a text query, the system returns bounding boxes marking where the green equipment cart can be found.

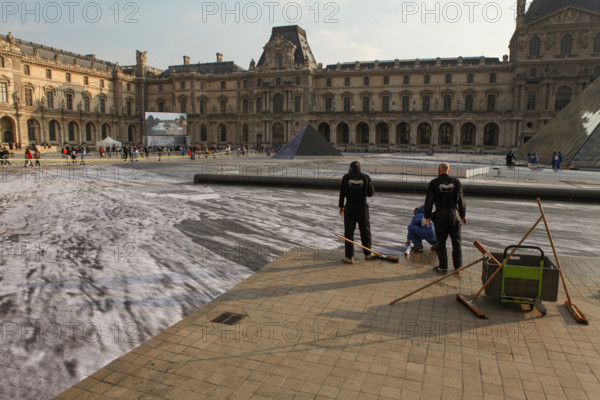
[482,245,559,316]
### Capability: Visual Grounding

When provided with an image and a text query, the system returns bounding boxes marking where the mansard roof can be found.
[257,25,317,67]
[324,57,502,71]
[1,33,115,72]
[524,0,600,23]
[158,61,246,78]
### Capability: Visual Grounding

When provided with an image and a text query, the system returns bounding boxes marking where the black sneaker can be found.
[433,266,448,274]
[414,245,424,253]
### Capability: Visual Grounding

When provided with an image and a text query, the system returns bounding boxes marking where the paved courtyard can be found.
[57,246,600,399]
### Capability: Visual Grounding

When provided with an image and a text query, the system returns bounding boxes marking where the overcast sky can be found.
[3,0,525,69]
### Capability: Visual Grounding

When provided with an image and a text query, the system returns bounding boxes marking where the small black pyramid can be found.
[272,124,343,159]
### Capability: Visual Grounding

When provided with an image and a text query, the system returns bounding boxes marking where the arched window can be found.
[219,124,227,142]
[27,119,38,142]
[275,52,283,68]
[319,123,331,142]
[326,78,332,87]
[128,125,135,142]
[200,124,207,141]
[357,122,369,144]
[68,122,77,142]
[242,124,249,142]
[101,123,110,139]
[529,36,541,56]
[484,123,499,147]
[417,123,431,145]
[273,94,284,113]
[273,123,284,145]
[560,34,573,55]
[595,33,600,53]
[85,123,94,142]
[48,120,58,142]
[397,123,410,144]
[439,123,454,146]
[555,86,572,110]
[336,123,349,144]
[376,122,389,144]
[461,123,476,146]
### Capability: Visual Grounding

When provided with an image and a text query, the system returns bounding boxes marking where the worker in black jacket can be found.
[339,161,375,264]
[424,162,467,274]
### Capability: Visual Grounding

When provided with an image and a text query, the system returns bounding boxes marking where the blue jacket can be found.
[409,205,437,243]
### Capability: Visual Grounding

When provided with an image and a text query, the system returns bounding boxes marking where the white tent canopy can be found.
[96,136,122,148]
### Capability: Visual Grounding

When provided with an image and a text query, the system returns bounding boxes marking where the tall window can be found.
[530,68,537,78]
[595,33,600,53]
[276,78,281,86]
[0,70,10,92]
[526,91,537,110]
[445,74,452,84]
[243,124,249,142]
[46,91,54,108]
[158,84,163,93]
[402,95,409,112]
[382,96,389,112]
[363,77,370,86]
[101,124,108,139]
[439,123,453,145]
[274,94,284,113]
[243,98,249,114]
[403,75,410,84]
[86,123,93,141]
[461,123,475,145]
[397,123,410,144]
[326,78,332,87]
[443,95,452,112]
[344,77,350,86]
[68,122,76,141]
[256,97,262,113]
[48,121,57,141]
[199,99,206,114]
[487,94,496,112]
[100,79,105,88]
[383,76,390,85]
[484,123,499,146]
[560,34,573,55]
[362,96,370,112]
[158,102,164,112]
[66,72,71,82]
[25,88,33,106]
[529,36,541,56]
[295,96,301,112]
[127,101,133,115]
[555,86,572,110]
[100,97,106,113]
[66,93,73,110]
[465,94,474,111]
[200,125,207,141]
[344,96,351,112]
[84,76,89,85]
[325,97,333,112]
[424,75,430,84]
[422,95,430,112]
[180,98,186,113]
[296,76,301,85]
[220,81,226,90]
[220,124,227,142]
[275,52,283,68]
[489,73,496,83]
[467,73,474,83]
[24,65,30,75]
[46,69,52,79]
[180,81,185,89]
[417,123,431,145]
[220,98,227,114]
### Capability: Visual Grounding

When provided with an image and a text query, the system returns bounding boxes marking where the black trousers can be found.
[434,211,462,269]
[344,207,371,258]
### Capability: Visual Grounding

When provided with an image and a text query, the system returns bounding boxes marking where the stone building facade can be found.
[1,0,599,152]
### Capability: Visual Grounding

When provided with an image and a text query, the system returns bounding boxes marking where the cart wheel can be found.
[534,300,547,316]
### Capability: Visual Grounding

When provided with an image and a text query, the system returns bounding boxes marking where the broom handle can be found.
[471,216,543,302]
[335,234,384,258]
[537,198,572,305]
[390,257,484,305]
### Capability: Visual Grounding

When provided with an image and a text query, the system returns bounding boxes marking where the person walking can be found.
[424,162,467,274]
[24,148,33,167]
[34,148,41,167]
[338,161,376,264]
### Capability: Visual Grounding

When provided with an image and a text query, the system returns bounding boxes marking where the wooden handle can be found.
[473,241,502,265]
[335,234,384,258]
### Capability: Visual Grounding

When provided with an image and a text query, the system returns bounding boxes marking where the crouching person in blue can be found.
[405,205,437,252]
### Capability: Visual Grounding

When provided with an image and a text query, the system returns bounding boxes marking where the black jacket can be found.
[424,174,466,219]
[339,171,375,211]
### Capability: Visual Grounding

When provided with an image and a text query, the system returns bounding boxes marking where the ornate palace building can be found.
[1,0,599,153]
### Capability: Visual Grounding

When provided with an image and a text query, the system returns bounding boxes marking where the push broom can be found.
[537,198,588,325]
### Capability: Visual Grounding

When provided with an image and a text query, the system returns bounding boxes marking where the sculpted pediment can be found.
[264,34,295,52]
[528,7,599,26]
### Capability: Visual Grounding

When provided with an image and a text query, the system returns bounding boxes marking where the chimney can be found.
[216,53,223,63]
[183,56,190,65]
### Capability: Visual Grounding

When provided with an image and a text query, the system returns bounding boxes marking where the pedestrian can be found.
[528,152,538,169]
[506,150,516,167]
[24,148,33,167]
[70,148,77,165]
[405,205,437,253]
[338,161,376,264]
[157,146,162,161]
[557,151,563,170]
[80,146,86,166]
[424,162,467,274]
[34,148,41,166]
